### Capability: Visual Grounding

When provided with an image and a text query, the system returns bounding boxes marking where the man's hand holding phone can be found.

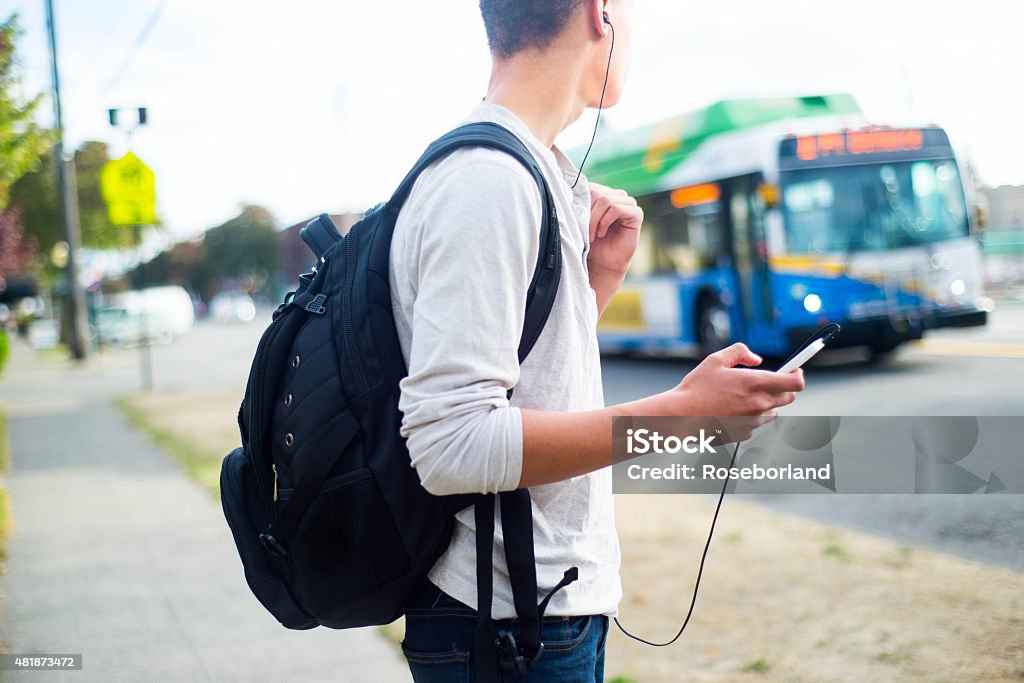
[668,343,805,417]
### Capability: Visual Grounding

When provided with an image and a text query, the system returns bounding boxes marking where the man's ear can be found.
[586,0,610,37]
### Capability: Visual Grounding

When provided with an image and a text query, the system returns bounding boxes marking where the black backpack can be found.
[220,122,577,680]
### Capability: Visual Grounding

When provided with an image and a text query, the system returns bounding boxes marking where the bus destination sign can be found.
[778,127,953,169]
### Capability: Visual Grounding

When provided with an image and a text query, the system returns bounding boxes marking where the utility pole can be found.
[45,0,88,360]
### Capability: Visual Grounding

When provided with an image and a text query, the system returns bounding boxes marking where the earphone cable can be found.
[571,19,615,190]
[613,439,742,646]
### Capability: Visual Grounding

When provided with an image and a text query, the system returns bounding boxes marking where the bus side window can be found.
[682,203,724,270]
[630,195,660,278]
[636,191,723,276]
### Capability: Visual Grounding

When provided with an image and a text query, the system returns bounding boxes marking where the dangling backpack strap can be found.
[473,495,498,678]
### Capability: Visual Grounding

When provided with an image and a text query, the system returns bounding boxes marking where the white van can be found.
[100,286,195,346]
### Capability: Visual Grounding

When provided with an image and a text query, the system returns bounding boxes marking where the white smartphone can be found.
[776,323,841,374]
[776,338,826,374]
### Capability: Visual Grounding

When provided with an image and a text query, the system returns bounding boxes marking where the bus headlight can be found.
[950,279,966,296]
[803,293,823,313]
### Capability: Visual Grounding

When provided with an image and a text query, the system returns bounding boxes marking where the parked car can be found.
[97,286,196,347]
[94,307,173,347]
[209,291,257,323]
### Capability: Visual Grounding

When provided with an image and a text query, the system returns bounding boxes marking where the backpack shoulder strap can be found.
[383,123,569,682]
[384,121,563,365]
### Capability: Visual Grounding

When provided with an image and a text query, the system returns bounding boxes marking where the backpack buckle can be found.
[304,294,327,315]
[495,630,544,674]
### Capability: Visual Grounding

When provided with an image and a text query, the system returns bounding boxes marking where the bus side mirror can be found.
[758,183,781,209]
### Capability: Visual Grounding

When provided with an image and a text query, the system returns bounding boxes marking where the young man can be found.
[391,1,805,679]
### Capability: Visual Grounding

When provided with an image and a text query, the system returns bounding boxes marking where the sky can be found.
[4,0,1023,248]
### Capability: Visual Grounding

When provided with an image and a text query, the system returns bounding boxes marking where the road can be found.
[601,302,1024,571]
[121,302,1024,571]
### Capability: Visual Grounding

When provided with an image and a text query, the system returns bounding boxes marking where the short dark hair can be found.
[479,0,588,58]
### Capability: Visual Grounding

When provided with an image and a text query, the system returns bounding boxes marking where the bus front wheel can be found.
[697,298,731,357]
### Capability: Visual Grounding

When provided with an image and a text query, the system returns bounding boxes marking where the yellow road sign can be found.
[100,152,157,226]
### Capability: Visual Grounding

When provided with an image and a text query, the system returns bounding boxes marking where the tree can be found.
[203,204,281,286]
[72,141,140,249]
[0,15,52,210]
[141,238,216,298]
[134,205,281,301]
[8,149,59,255]
[11,140,142,254]
[0,206,37,276]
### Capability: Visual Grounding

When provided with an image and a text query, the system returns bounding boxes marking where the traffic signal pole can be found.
[45,0,88,360]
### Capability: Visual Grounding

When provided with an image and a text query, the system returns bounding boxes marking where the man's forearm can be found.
[517,343,807,489]
[518,391,678,488]
[588,262,628,316]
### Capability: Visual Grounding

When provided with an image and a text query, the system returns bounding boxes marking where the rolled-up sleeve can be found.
[395,156,542,496]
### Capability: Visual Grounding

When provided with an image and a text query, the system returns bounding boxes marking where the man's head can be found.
[479,0,588,58]
[478,0,632,109]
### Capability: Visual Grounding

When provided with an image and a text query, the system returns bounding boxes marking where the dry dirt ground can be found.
[125,390,1024,683]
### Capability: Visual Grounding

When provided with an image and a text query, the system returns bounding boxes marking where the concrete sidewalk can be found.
[0,341,410,682]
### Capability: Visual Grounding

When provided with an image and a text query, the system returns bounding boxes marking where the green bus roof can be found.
[575,94,862,196]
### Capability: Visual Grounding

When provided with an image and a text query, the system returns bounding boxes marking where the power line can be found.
[101,0,167,96]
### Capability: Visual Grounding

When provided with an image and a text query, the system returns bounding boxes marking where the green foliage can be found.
[11,140,144,254]
[823,543,851,561]
[204,205,280,281]
[8,148,59,254]
[75,141,144,249]
[140,204,280,300]
[3,14,137,256]
[0,328,9,377]
[113,396,221,497]
[876,651,907,664]
[742,658,771,673]
[0,15,54,210]
[0,405,10,564]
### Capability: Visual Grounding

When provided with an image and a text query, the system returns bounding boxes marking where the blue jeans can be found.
[402,581,609,682]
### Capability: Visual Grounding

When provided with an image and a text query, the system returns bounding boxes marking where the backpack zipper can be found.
[341,226,370,394]
[248,314,288,525]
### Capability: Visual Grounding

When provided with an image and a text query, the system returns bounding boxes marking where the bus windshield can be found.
[780,159,968,253]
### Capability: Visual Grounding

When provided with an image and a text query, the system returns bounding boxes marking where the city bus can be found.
[581,94,989,358]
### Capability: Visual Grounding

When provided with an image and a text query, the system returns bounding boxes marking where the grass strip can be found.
[0,406,10,563]
[113,396,222,497]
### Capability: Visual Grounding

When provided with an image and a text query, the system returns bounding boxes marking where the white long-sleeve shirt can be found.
[389,102,621,618]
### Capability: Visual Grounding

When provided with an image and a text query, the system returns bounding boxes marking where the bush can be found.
[0,328,9,377]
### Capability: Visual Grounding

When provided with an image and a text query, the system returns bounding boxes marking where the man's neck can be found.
[483,47,589,149]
